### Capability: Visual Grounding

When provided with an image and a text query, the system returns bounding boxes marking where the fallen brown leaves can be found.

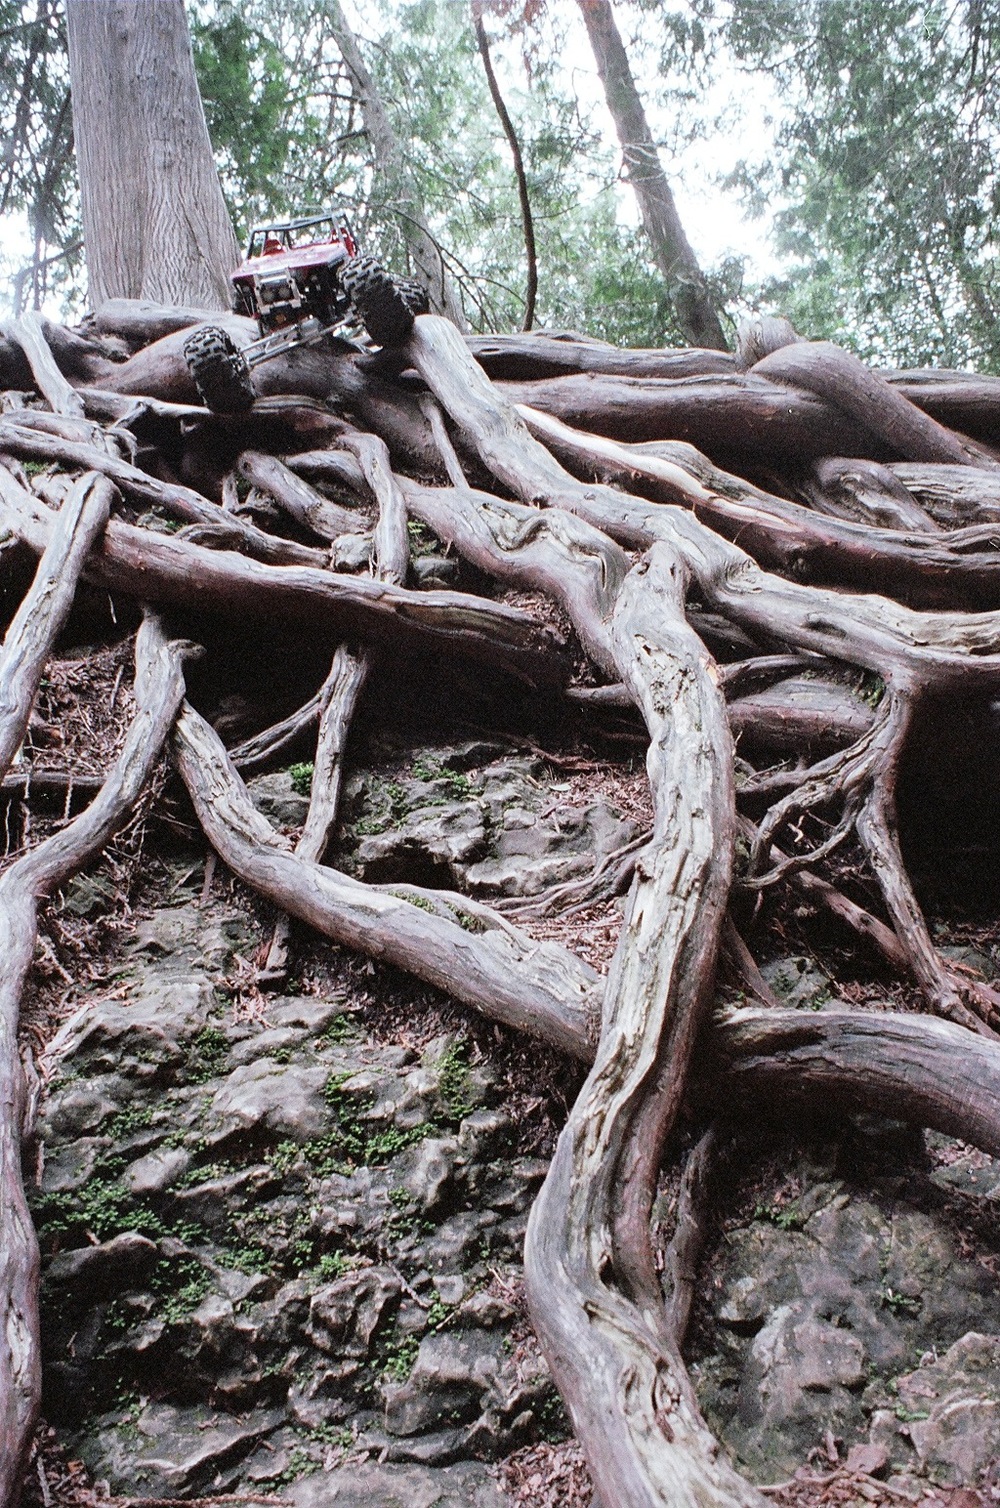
[496,1437,594,1507]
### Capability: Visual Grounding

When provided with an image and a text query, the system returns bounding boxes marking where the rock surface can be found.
[691,1092,1000,1487]
[36,748,1000,1502]
[36,851,559,1499]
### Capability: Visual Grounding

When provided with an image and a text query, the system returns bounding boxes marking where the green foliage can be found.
[410,755,472,800]
[0,0,81,310]
[381,1331,419,1380]
[288,761,314,797]
[31,1169,203,1250]
[753,1199,804,1231]
[151,1257,213,1326]
[245,1073,427,1169]
[102,1103,155,1140]
[433,1037,474,1123]
[316,1250,358,1281]
[718,0,1000,367]
[406,519,439,556]
[353,778,409,836]
[187,1024,230,1084]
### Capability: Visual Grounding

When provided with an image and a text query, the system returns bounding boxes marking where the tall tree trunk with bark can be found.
[576,0,728,352]
[327,0,467,329]
[65,0,239,311]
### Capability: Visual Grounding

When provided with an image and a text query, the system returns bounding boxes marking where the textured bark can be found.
[0,312,85,418]
[175,704,599,1059]
[0,473,110,781]
[713,1007,1000,1156]
[237,451,361,543]
[0,464,568,689]
[405,316,763,1504]
[65,0,239,309]
[751,340,1000,469]
[520,405,1000,608]
[576,0,727,351]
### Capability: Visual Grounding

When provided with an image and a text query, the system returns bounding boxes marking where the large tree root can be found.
[175,702,600,1058]
[0,614,192,1505]
[6,306,1000,1504]
[0,473,110,780]
[0,463,569,688]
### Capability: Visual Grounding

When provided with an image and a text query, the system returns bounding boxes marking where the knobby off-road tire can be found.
[341,256,428,347]
[183,325,255,414]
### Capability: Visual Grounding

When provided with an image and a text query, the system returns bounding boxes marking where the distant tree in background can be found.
[0,0,77,312]
[576,0,728,349]
[713,0,1000,369]
[10,0,996,367]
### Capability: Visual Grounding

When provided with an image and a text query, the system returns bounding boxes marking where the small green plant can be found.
[324,1012,359,1044]
[316,1250,357,1281]
[881,1286,922,1316]
[307,1421,353,1448]
[187,1024,229,1084]
[410,755,473,801]
[406,519,439,556]
[381,1332,419,1381]
[894,1403,930,1423]
[753,1200,804,1232]
[446,901,485,934]
[388,888,436,914]
[353,777,409,835]
[858,672,886,709]
[288,761,314,796]
[155,1262,212,1326]
[434,1038,474,1123]
[261,1444,320,1486]
[322,1073,428,1166]
[103,1104,155,1140]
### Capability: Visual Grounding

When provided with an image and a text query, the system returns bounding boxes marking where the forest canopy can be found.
[2,0,999,365]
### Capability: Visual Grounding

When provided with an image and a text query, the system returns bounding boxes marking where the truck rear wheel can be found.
[183,325,255,414]
[341,256,426,346]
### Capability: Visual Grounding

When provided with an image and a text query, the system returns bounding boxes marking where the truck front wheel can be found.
[341,256,427,347]
[183,325,255,414]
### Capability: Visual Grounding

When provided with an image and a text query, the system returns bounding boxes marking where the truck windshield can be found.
[249,220,334,258]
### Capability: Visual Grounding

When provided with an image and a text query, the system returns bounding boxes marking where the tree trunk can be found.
[326,0,466,328]
[64,0,239,310]
[576,0,728,351]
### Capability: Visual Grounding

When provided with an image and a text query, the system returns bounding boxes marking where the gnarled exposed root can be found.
[0,614,193,1505]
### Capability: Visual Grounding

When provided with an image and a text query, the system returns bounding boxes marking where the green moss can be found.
[151,1256,212,1325]
[31,1173,204,1250]
[406,519,439,556]
[259,1444,321,1486]
[753,1200,805,1232]
[388,888,436,914]
[434,1038,474,1123]
[381,1331,420,1381]
[858,671,886,708]
[322,1073,429,1166]
[353,777,409,836]
[451,904,486,933]
[324,1013,360,1045]
[316,1250,358,1281]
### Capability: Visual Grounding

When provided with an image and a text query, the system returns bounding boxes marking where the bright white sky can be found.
[1,0,787,320]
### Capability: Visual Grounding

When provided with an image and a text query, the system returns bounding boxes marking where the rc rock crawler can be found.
[183,211,430,414]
